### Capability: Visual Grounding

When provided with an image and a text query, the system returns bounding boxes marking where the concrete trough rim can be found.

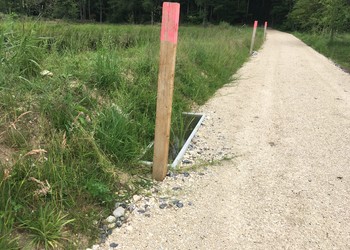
[140,112,205,169]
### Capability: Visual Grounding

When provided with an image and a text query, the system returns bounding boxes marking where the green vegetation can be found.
[287,0,350,40]
[0,18,263,249]
[295,32,350,72]
[0,0,256,25]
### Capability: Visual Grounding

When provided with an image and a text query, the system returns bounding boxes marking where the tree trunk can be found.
[4,0,7,14]
[246,0,250,21]
[88,0,91,20]
[83,0,86,20]
[210,6,213,23]
[187,0,190,15]
[99,0,102,23]
[79,0,83,20]
[202,2,208,26]
[151,10,154,25]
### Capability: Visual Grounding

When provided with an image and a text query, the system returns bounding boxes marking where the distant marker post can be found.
[249,20,258,55]
[153,2,180,181]
[264,21,268,40]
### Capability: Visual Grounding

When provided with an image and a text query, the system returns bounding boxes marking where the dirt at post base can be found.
[100,30,350,250]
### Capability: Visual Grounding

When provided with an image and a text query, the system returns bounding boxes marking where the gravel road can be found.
[99,30,350,250]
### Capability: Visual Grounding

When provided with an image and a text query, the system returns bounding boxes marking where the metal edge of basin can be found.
[139,112,205,168]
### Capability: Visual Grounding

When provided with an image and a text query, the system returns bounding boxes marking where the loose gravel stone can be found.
[182,160,192,164]
[176,202,184,208]
[128,204,136,212]
[166,172,175,177]
[110,242,118,248]
[159,203,167,209]
[133,195,142,202]
[105,216,116,224]
[171,199,180,205]
[113,207,125,218]
[92,245,100,250]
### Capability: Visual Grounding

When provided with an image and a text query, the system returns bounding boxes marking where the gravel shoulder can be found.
[97,30,350,250]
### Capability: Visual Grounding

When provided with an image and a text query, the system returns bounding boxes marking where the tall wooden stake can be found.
[264,21,268,40]
[153,2,180,181]
[249,20,258,55]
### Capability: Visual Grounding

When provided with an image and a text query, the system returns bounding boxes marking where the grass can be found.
[19,205,75,249]
[0,17,263,249]
[294,32,350,72]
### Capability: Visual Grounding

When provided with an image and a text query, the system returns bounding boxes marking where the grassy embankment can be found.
[0,19,263,249]
[295,32,350,72]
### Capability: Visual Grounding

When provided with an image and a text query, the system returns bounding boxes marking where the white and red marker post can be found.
[249,20,258,55]
[153,2,180,181]
[264,21,268,40]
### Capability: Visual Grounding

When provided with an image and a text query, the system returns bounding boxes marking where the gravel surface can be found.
[94,30,350,249]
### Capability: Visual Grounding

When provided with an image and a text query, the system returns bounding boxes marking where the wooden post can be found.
[249,20,258,55]
[152,2,180,181]
[264,21,268,40]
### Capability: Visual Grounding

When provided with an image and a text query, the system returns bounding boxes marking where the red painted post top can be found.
[160,2,180,44]
[264,21,268,28]
[254,20,258,29]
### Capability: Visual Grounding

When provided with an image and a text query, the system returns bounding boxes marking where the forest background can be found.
[1,0,350,34]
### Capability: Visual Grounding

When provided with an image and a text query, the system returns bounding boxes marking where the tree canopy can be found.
[287,0,350,32]
[0,0,349,33]
[0,0,282,25]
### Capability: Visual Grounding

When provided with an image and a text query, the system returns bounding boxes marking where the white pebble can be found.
[133,194,142,203]
[106,215,116,223]
[92,245,100,250]
[113,207,125,218]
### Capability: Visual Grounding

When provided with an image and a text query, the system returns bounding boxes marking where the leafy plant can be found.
[20,205,74,249]
[85,179,114,203]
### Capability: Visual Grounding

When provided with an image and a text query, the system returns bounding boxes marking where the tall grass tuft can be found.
[0,172,19,250]
[20,205,75,249]
[95,105,142,164]
[1,22,44,78]
[91,50,123,89]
